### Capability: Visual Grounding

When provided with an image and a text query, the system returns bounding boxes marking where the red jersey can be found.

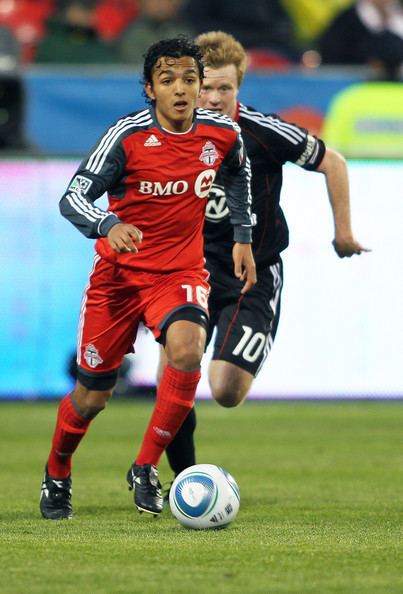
[60,106,254,273]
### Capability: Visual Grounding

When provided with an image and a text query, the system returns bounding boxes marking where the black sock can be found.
[166,406,196,476]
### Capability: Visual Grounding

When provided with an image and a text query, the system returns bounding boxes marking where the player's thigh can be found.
[144,268,209,370]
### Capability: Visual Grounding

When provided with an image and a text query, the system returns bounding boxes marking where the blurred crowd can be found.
[0,0,402,77]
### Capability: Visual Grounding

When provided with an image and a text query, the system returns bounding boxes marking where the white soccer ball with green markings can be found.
[169,464,240,529]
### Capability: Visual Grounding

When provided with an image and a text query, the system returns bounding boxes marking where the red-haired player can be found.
[161,31,370,489]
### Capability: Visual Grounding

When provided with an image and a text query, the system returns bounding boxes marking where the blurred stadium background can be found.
[0,0,402,400]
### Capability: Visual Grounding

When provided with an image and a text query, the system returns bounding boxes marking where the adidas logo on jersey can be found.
[144,134,161,147]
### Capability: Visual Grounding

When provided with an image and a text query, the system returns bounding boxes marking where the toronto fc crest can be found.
[199,141,219,166]
[84,344,103,368]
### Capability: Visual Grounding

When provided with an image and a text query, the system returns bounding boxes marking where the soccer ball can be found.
[169,464,240,530]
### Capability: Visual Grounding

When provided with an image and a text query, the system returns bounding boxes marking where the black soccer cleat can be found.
[40,466,73,520]
[126,463,163,516]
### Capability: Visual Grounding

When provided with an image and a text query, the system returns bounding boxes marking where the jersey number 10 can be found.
[232,325,266,363]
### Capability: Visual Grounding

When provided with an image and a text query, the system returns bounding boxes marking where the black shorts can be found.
[206,257,283,376]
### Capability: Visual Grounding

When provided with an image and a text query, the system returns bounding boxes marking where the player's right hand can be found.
[107,223,143,254]
[232,242,257,294]
[332,236,371,258]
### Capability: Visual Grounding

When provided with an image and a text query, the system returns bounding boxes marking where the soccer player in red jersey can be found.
[161,31,370,484]
[40,36,256,520]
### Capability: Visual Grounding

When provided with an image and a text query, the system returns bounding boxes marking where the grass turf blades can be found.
[1,400,403,594]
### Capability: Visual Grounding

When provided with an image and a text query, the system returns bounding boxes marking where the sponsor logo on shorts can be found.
[69,175,93,195]
[84,344,103,368]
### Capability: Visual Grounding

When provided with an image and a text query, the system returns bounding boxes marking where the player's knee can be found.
[73,383,112,419]
[169,346,202,372]
[165,318,206,372]
[211,385,246,408]
[79,396,110,418]
[84,393,110,418]
[167,335,204,371]
[209,362,251,408]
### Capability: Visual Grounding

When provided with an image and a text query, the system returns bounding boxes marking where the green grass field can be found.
[1,400,403,594]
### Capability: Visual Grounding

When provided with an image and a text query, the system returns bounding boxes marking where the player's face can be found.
[145,56,201,132]
[198,65,239,120]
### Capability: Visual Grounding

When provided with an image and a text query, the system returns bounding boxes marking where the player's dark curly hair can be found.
[142,36,204,103]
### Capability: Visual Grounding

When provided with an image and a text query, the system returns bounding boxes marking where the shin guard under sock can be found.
[136,365,201,466]
[47,394,91,478]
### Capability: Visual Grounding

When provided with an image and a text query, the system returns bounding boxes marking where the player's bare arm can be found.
[317,147,371,258]
[107,223,143,254]
[232,242,257,294]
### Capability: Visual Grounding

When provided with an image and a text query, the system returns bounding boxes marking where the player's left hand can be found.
[232,243,257,294]
[332,236,371,258]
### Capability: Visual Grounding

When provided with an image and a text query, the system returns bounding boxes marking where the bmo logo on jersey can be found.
[138,169,216,198]
[139,180,188,195]
[205,184,230,222]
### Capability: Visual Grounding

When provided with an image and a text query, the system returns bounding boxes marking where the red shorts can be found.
[77,254,210,375]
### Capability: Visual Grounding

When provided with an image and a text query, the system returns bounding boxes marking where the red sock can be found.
[136,365,201,466]
[47,394,91,478]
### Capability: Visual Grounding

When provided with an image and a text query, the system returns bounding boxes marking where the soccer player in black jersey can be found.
[160,30,370,480]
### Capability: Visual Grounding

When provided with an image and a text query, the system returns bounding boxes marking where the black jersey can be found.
[203,102,326,269]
